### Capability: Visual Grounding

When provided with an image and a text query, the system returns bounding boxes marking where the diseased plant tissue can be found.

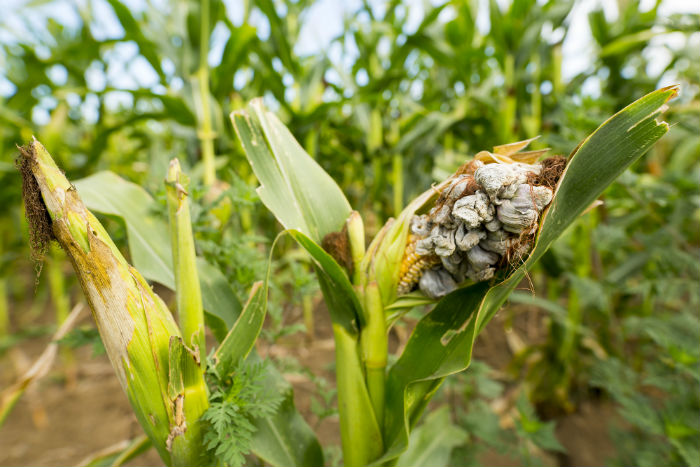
[399,141,565,298]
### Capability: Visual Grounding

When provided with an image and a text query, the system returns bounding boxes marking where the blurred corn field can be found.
[1,0,699,466]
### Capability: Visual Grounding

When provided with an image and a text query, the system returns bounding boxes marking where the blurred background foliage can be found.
[1,0,698,465]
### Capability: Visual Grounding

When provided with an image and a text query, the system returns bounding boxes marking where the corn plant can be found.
[13,77,684,465]
[232,86,678,466]
[17,139,322,467]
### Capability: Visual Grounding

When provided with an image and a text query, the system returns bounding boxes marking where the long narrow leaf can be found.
[105,0,166,82]
[232,99,352,243]
[290,230,363,331]
[213,281,265,377]
[395,406,468,467]
[233,99,363,332]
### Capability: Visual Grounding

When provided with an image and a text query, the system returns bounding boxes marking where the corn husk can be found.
[18,139,207,467]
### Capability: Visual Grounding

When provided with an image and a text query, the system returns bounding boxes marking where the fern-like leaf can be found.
[202,359,283,467]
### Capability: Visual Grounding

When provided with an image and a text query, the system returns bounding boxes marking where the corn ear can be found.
[18,139,208,467]
[164,159,210,464]
[388,138,564,300]
[165,159,206,362]
[368,175,450,306]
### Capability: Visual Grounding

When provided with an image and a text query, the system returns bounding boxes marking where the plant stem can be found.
[305,126,317,159]
[0,230,7,339]
[560,212,595,363]
[392,154,403,217]
[552,43,563,97]
[302,293,314,338]
[0,277,7,339]
[501,53,516,142]
[529,53,542,139]
[333,323,383,467]
[362,281,387,432]
[368,108,383,153]
[198,0,216,187]
[372,157,383,216]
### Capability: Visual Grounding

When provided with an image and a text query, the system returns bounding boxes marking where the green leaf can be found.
[379,282,490,463]
[515,392,566,453]
[213,22,257,97]
[385,292,436,328]
[289,230,363,331]
[380,86,678,462]
[128,91,197,127]
[231,99,352,244]
[396,406,468,467]
[600,29,659,57]
[196,257,240,339]
[673,436,700,467]
[385,292,436,311]
[105,0,166,82]
[213,281,265,377]
[461,400,508,449]
[74,171,240,334]
[249,354,325,467]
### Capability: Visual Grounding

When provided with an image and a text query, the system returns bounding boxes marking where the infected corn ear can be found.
[398,138,566,298]
[18,139,208,467]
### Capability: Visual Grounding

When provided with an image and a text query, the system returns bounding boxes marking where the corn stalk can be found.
[196,0,217,187]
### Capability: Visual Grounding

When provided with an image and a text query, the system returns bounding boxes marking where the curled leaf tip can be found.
[659,83,680,98]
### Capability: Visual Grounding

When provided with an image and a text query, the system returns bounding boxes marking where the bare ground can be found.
[0,295,617,467]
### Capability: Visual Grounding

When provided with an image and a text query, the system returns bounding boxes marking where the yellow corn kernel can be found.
[397,235,439,295]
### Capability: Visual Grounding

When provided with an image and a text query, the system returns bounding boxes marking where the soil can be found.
[1,288,617,467]
[0,316,164,467]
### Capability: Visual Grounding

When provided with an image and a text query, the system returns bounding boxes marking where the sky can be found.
[1,0,698,120]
